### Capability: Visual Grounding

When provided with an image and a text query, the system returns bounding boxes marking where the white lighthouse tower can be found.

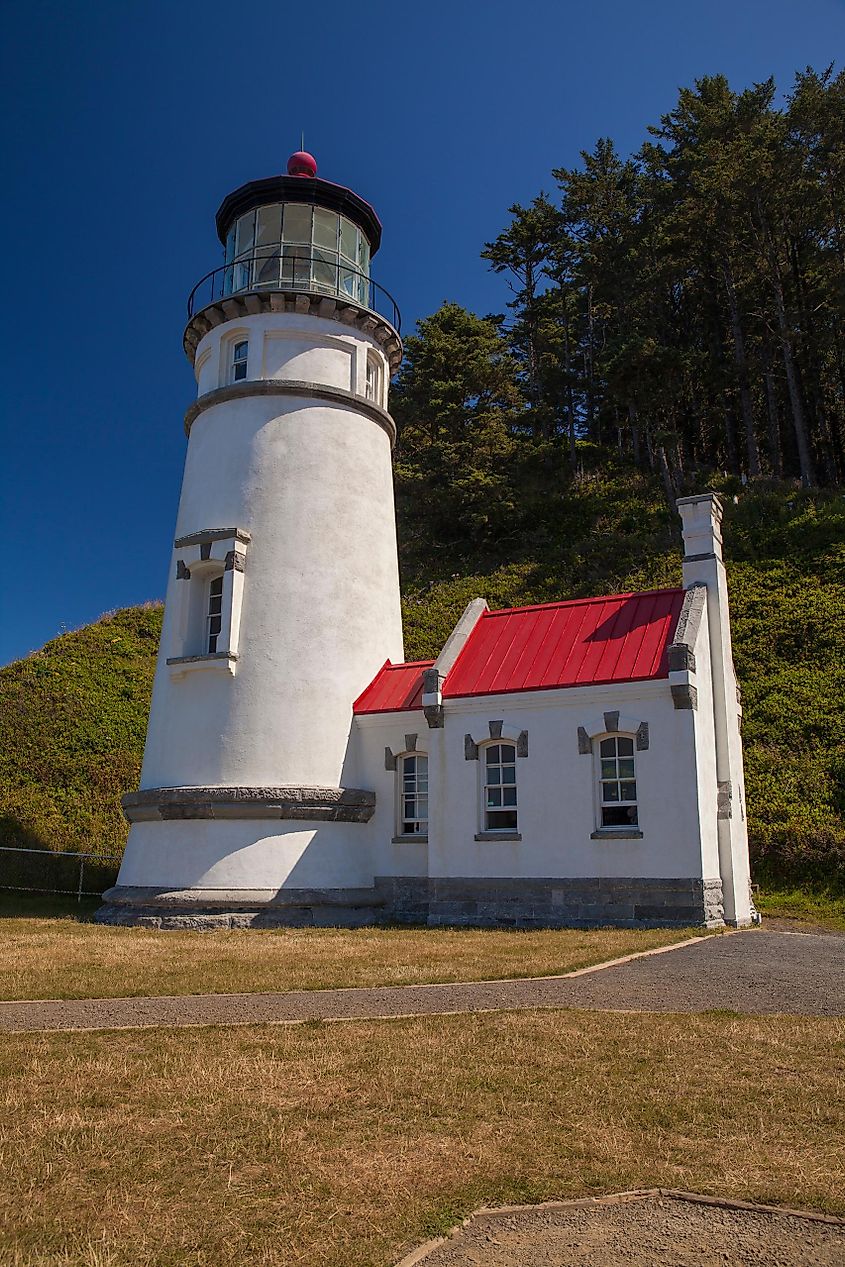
[99,151,405,927]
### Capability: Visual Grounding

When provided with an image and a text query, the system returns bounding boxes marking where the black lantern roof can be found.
[215,172,383,256]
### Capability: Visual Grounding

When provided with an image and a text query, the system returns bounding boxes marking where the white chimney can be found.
[677,493,754,926]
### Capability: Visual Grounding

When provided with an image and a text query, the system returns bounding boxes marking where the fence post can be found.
[77,857,85,903]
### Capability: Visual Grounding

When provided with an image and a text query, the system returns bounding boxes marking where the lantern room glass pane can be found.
[235,211,255,256]
[256,204,282,247]
[255,249,280,288]
[283,203,312,244]
[358,234,370,272]
[225,227,236,264]
[314,207,338,250]
[313,249,337,291]
[339,216,357,262]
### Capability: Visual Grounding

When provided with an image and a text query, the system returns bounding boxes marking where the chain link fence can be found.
[0,846,121,901]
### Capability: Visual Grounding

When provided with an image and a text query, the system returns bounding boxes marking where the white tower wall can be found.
[141,316,402,790]
[101,196,407,923]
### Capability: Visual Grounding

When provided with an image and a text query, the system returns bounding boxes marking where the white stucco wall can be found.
[353,679,713,883]
[119,820,375,891]
[192,312,389,401]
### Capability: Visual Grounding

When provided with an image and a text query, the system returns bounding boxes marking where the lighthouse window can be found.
[231,340,248,382]
[365,354,382,404]
[206,575,224,654]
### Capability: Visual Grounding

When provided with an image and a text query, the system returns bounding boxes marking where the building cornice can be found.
[122,785,376,824]
[183,288,402,370]
[184,379,397,445]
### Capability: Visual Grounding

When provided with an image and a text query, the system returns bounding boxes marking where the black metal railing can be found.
[187,249,401,332]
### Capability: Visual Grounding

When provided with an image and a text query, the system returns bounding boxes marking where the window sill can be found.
[590,828,643,840]
[392,834,428,844]
[166,652,238,677]
[475,831,522,842]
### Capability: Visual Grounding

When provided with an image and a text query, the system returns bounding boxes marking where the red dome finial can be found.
[287,150,317,177]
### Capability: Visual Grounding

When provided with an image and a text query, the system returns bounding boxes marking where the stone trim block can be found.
[121,784,376,825]
[603,710,620,733]
[489,720,504,739]
[175,559,191,580]
[174,527,252,549]
[404,733,418,751]
[636,721,649,750]
[671,682,698,710]
[384,747,397,771]
[464,735,479,760]
[717,780,733,819]
[184,288,402,372]
[224,550,245,572]
[166,651,238,667]
[667,583,706,674]
[577,726,592,755]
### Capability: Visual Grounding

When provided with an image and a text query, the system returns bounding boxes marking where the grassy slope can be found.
[1,465,843,886]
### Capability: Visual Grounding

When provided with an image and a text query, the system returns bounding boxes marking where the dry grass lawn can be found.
[0,1010,842,1266]
[0,899,704,1000]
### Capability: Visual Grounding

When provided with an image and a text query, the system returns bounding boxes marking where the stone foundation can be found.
[95,876,724,930]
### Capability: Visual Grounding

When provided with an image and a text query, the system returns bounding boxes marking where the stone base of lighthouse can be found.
[96,784,388,928]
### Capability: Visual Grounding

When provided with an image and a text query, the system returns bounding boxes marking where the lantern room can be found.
[186,150,397,327]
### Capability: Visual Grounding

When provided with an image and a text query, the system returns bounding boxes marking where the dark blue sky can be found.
[2,0,843,665]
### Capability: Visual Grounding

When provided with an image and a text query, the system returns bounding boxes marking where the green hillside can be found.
[1,469,843,889]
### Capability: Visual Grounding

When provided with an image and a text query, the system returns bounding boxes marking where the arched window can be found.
[231,339,249,383]
[483,742,518,831]
[397,753,428,837]
[598,735,638,827]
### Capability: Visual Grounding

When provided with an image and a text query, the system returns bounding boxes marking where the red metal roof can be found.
[353,659,433,714]
[445,590,685,698]
[353,589,685,713]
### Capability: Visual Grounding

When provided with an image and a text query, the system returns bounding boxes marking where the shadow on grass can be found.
[0,892,101,922]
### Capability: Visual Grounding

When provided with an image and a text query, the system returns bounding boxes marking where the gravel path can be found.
[1,930,842,1033]
[400,1191,845,1266]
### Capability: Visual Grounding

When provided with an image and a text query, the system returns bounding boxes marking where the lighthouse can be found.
[99,152,406,927]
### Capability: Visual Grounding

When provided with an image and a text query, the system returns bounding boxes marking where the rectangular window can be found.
[365,354,382,403]
[206,575,224,653]
[399,754,428,836]
[231,340,248,382]
[599,736,638,827]
[484,743,517,831]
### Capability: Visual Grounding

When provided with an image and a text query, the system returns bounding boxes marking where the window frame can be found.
[595,733,639,830]
[395,752,429,840]
[365,352,383,405]
[205,572,224,654]
[480,741,518,834]
[231,339,249,383]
